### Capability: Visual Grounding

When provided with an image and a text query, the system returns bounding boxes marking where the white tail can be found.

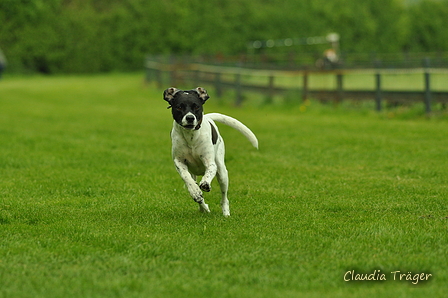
[206,113,258,149]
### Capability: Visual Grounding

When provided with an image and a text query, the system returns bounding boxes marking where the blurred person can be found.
[323,49,338,66]
[316,48,339,70]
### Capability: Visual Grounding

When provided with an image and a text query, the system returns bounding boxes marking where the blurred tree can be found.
[407,0,448,52]
[0,0,446,74]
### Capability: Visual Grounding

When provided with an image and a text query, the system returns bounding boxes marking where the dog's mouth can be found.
[182,124,196,130]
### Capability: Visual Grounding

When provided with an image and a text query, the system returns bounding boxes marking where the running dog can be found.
[163,87,258,216]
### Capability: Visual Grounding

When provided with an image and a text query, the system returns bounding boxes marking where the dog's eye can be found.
[176,104,184,111]
[192,104,200,111]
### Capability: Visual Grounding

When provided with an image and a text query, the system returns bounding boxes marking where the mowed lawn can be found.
[0,73,447,298]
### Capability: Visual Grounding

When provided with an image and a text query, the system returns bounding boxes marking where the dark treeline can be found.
[1,0,447,74]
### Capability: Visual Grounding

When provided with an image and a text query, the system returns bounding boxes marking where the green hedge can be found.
[0,0,447,73]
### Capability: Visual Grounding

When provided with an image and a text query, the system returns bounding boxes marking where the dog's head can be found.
[163,87,210,130]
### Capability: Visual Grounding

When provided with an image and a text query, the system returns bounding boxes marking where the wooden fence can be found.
[145,58,448,113]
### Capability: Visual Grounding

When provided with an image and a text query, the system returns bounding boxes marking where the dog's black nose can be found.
[186,115,195,123]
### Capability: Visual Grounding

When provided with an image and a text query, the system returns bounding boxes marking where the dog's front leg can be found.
[173,158,210,213]
[198,155,217,193]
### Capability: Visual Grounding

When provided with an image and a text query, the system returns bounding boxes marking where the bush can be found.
[0,0,447,74]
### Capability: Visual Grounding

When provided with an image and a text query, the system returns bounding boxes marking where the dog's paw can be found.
[199,203,210,213]
[187,184,203,203]
[199,181,211,192]
[222,203,230,217]
[192,193,204,204]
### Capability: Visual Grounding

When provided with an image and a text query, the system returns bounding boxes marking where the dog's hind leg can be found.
[216,164,230,217]
[216,146,230,216]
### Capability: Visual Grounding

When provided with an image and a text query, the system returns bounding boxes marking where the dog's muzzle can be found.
[182,113,201,130]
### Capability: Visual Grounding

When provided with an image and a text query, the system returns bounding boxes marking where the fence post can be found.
[167,55,175,87]
[375,72,382,111]
[144,57,151,84]
[193,69,200,87]
[170,67,177,87]
[375,61,382,111]
[267,75,275,103]
[215,72,222,98]
[154,56,163,88]
[336,72,343,102]
[424,58,431,114]
[235,73,242,106]
[302,72,309,101]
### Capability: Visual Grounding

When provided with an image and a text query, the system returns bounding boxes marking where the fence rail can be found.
[145,58,448,113]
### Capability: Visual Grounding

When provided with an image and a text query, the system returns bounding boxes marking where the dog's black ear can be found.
[195,87,209,102]
[163,87,181,106]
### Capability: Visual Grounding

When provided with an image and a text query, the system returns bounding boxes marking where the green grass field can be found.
[1,73,447,297]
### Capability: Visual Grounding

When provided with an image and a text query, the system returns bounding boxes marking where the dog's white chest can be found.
[171,126,213,176]
[176,144,207,175]
[182,153,206,176]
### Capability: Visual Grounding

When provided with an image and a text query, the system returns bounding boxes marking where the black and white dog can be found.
[163,87,258,216]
